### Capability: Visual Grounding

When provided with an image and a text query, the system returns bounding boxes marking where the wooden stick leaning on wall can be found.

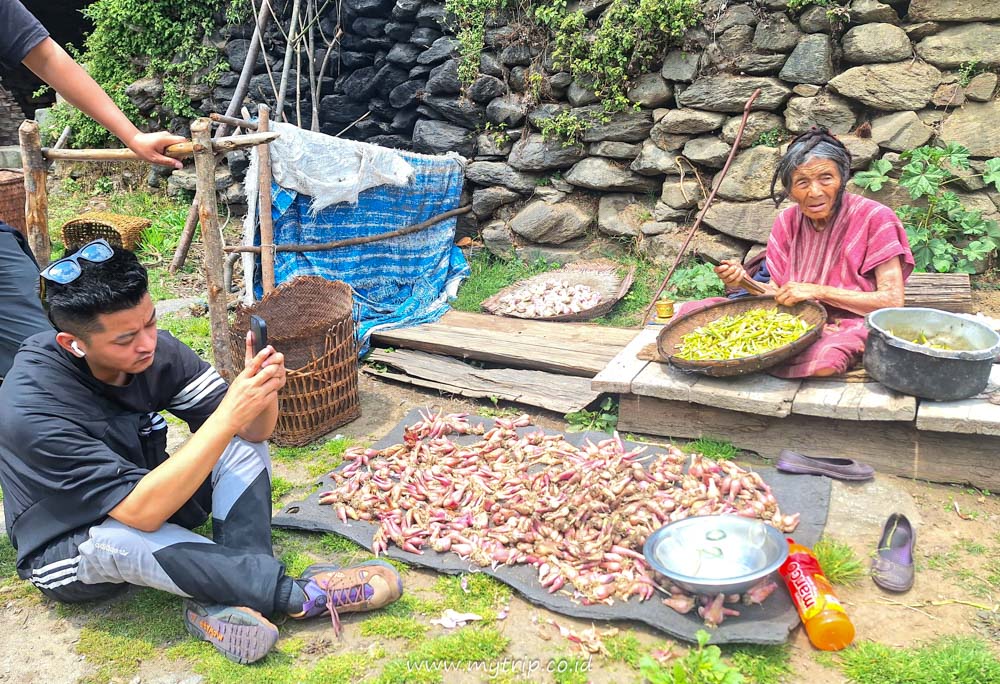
[226,205,472,254]
[640,88,762,326]
[257,105,277,294]
[18,120,50,266]
[40,133,278,161]
[190,118,236,381]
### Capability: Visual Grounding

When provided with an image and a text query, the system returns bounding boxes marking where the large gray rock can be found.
[715,146,782,202]
[682,136,732,168]
[678,76,791,112]
[508,134,587,171]
[752,13,802,53]
[412,119,475,157]
[940,100,1000,157]
[722,112,784,148]
[422,96,485,128]
[702,200,792,243]
[661,178,704,209]
[661,50,701,82]
[904,22,941,41]
[931,83,965,107]
[589,141,642,159]
[799,6,832,33]
[735,53,788,75]
[580,110,654,143]
[871,111,934,152]
[417,37,459,64]
[966,73,998,102]
[909,0,1000,21]
[839,134,881,170]
[828,61,941,110]
[426,59,461,94]
[627,73,673,108]
[842,23,912,63]
[719,25,756,57]
[509,199,595,244]
[597,193,656,237]
[466,162,541,192]
[472,186,521,218]
[564,158,661,192]
[779,34,834,84]
[715,3,759,31]
[916,23,1000,69]
[486,95,528,126]
[567,81,600,107]
[784,93,857,134]
[631,139,683,175]
[849,0,898,24]
[652,108,727,135]
[125,78,163,111]
[482,220,516,259]
[467,75,508,104]
[643,229,746,266]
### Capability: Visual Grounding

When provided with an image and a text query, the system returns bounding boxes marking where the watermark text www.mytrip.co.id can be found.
[406,655,593,679]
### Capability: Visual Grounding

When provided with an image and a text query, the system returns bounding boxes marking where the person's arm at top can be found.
[20,37,185,168]
[108,342,285,532]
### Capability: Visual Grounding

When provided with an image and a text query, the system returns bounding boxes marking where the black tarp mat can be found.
[273,408,831,645]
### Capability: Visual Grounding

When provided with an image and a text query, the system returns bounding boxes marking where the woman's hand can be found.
[714,260,748,288]
[774,282,824,306]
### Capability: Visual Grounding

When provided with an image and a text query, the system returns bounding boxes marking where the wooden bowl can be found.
[481,259,635,322]
[656,296,827,377]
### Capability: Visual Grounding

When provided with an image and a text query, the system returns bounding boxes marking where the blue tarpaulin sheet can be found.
[251,150,469,355]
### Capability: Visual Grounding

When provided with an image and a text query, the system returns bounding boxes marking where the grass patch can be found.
[683,437,739,461]
[72,589,186,683]
[159,314,212,360]
[592,252,668,328]
[728,644,792,684]
[813,537,865,586]
[836,637,1000,684]
[434,573,511,618]
[0,535,16,582]
[271,476,295,504]
[271,437,352,479]
[451,252,559,313]
[604,632,644,669]
[360,613,429,642]
[956,538,988,556]
[373,626,510,684]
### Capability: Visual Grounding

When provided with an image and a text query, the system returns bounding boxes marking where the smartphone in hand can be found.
[250,315,268,356]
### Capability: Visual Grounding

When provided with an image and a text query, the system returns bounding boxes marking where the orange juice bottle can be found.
[778,538,855,651]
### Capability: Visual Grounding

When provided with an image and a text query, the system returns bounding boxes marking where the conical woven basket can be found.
[61,211,150,251]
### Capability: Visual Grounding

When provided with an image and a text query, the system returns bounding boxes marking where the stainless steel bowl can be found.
[643,515,789,594]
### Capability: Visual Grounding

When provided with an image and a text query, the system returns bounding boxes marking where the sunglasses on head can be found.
[39,238,115,311]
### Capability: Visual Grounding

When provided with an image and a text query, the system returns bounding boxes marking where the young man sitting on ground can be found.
[0,241,402,664]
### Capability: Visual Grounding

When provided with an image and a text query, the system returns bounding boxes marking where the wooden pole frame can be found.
[257,104,276,294]
[190,118,236,380]
[18,120,50,266]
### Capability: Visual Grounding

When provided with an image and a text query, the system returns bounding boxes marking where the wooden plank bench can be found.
[903,272,972,313]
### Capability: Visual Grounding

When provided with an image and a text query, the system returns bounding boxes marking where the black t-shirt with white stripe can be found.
[0,330,228,570]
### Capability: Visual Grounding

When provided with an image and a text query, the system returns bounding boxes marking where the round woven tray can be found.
[656,296,827,377]
[481,259,636,322]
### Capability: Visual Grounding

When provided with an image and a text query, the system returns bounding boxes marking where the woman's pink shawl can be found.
[764,192,915,377]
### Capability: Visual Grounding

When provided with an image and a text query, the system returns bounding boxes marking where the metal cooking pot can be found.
[864,308,1000,401]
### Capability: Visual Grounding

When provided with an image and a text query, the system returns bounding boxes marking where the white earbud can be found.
[70,341,86,358]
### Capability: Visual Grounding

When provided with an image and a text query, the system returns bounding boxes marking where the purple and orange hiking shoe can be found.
[183,601,279,664]
[288,560,403,636]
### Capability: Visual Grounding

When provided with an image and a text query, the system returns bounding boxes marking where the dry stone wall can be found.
[170,0,1000,266]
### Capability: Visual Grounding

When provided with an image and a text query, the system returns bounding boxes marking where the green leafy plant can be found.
[538,110,591,147]
[565,396,619,433]
[958,60,982,87]
[669,262,725,300]
[753,127,786,148]
[683,437,738,461]
[854,143,1000,273]
[812,537,865,586]
[639,630,744,684]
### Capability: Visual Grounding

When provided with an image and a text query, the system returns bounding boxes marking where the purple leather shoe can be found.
[775,449,875,481]
[871,513,915,592]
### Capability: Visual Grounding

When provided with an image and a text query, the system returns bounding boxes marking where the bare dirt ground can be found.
[1,370,998,684]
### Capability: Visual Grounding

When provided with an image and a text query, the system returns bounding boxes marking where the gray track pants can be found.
[25,437,293,616]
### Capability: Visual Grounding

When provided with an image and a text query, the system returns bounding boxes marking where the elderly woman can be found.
[680,128,915,378]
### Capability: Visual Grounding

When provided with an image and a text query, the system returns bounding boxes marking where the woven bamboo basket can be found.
[656,296,827,377]
[61,212,150,251]
[230,276,360,446]
[0,170,26,233]
[481,259,636,322]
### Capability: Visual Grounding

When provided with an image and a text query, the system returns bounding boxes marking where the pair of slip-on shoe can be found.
[776,449,874,482]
